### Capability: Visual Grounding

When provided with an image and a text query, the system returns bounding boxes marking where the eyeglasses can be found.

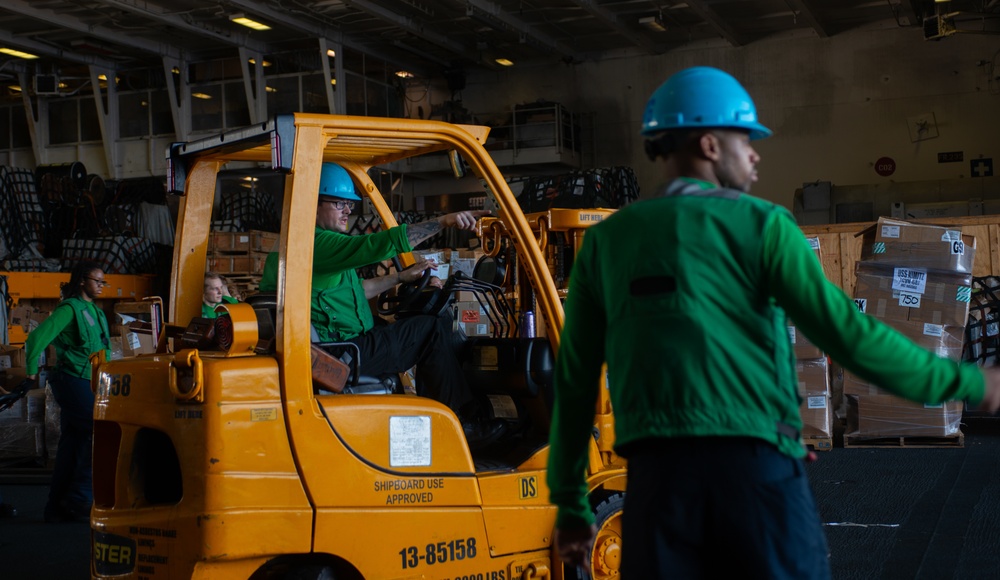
[320,199,356,211]
[87,277,110,287]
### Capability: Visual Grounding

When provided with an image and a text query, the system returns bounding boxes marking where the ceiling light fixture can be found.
[639,15,667,32]
[8,85,21,92]
[395,70,414,78]
[495,58,514,66]
[192,92,213,100]
[327,49,336,57]
[230,14,271,31]
[265,86,277,92]
[247,58,271,67]
[0,47,39,59]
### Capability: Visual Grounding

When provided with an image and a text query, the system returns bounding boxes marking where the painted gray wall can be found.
[411,24,1000,211]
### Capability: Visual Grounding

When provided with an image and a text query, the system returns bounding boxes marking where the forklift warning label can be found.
[389,415,431,467]
[93,531,136,576]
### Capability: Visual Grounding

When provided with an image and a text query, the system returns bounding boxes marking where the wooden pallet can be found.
[804,436,833,451]
[843,431,964,449]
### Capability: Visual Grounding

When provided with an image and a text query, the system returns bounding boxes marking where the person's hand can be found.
[977,366,1000,413]
[398,258,436,284]
[554,524,597,569]
[439,210,491,231]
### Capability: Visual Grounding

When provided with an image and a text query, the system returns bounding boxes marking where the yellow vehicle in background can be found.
[89,114,624,579]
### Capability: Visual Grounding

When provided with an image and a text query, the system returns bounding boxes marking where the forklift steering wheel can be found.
[377,267,432,316]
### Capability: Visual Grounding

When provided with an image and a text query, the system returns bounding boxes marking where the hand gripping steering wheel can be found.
[377,267,431,316]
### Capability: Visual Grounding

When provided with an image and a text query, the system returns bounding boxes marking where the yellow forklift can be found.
[89,114,624,579]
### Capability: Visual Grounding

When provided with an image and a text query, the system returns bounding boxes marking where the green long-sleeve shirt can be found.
[260,225,412,341]
[547,178,984,529]
[25,297,111,378]
[201,295,238,319]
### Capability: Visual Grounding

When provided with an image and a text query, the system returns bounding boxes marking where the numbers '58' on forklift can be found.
[89,113,625,579]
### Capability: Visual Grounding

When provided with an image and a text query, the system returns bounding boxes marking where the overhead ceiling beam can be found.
[347,0,468,56]
[91,0,271,54]
[3,0,185,61]
[682,0,743,46]
[570,0,663,54]
[464,0,578,59]
[783,0,829,37]
[0,28,118,69]
[225,0,432,76]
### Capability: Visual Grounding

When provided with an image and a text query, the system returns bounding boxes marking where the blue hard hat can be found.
[640,66,772,140]
[318,162,361,201]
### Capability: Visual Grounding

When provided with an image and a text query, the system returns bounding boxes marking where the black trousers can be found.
[621,437,830,580]
[348,314,473,417]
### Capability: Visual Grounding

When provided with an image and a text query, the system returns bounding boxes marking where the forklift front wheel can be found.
[569,492,624,580]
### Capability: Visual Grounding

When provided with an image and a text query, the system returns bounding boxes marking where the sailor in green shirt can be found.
[260,162,507,447]
[546,67,1000,578]
[202,272,238,318]
[24,261,112,523]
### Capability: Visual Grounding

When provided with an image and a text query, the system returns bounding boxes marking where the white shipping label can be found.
[898,291,922,309]
[0,355,10,369]
[389,416,431,467]
[788,327,797,344]
[941,230,962,242]
[950,240,965,256]
[854,298,867,313]
[881,225,901,239]
[127,332,141,350]
[923,323,945,337]
[988,322,999,337]
[476,324,488,335]
[239,235,249,243]
[807,237,821,251]
[892,268,928,294]
[807,396,827,409]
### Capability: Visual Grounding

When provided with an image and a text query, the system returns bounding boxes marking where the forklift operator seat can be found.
[244,292,399,395]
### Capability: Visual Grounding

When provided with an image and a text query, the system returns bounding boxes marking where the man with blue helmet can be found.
[261,162,506,446]
[547,66,1000,578]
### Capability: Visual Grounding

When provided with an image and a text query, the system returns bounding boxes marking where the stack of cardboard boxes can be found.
[791,236,833,449]
[205,230,278,298]
[0,346,51,462]
[846,217,975,440]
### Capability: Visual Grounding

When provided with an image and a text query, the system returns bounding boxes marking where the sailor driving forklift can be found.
[260,162,507,446]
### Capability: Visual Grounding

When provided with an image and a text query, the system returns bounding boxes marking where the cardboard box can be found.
[449,258,477,279]
[797,357,832,438]
[0,345,24,369]
[114,300,163,357]
[854,262,972,327]
[858,217,976,273]
[0,422,44,458]
[796,357,829,396]
[847,394,963,438]
[8,305,46,335]
[788,324,823,359]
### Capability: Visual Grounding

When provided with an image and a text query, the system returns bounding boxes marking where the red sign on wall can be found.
[875,157,896,177]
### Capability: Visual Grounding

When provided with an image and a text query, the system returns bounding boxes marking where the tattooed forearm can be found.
[406,219,443,247]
